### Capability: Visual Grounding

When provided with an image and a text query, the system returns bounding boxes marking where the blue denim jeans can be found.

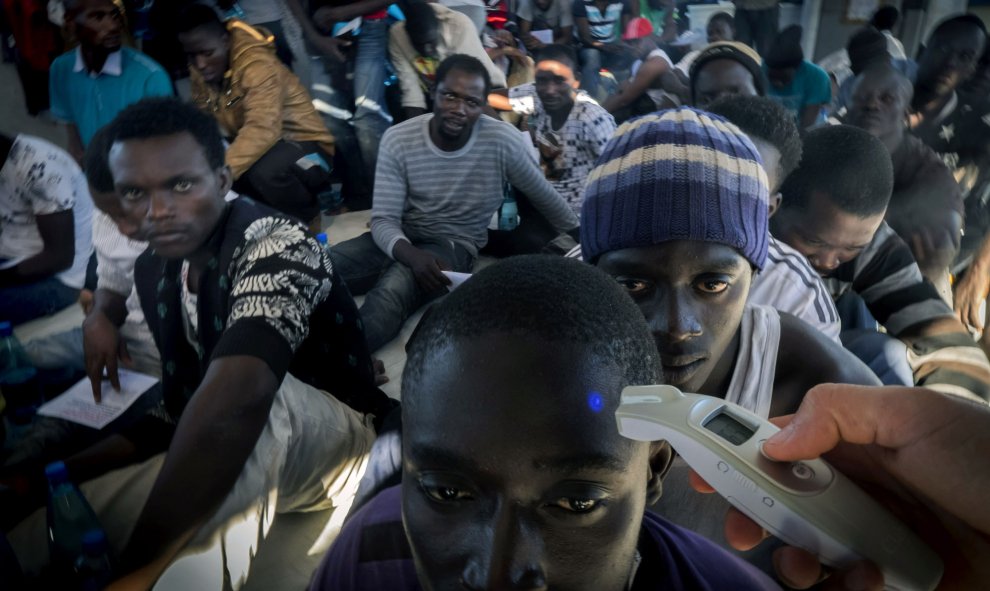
[309,18,392,205]
[835,292,912,386]
[0,277,78,326]
[578,46,626,102]
[330,232,474,352]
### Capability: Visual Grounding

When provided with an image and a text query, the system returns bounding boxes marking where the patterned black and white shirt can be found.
[134,198,392,441]
[509,84,616,214]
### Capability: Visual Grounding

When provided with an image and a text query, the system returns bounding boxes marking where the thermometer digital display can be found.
[615,385,943,591]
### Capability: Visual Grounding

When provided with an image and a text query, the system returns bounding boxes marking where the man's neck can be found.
[81,44,114,74]
[697,330,741,398]
[913,87,953,121]
[879,126,905,155]
[429,117,473,152]
[546,100,574,129]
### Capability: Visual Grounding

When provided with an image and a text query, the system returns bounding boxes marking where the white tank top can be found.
[724,304,780,419]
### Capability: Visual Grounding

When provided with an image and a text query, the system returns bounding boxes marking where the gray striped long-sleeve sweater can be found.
[370,114,579,258]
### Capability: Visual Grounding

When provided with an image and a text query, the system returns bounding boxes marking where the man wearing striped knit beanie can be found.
[581,106,881,574]
[583,107,878,418]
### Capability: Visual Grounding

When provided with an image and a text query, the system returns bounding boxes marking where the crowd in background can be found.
[2,0,990,589]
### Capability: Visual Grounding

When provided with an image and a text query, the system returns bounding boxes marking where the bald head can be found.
[847,64,912,147]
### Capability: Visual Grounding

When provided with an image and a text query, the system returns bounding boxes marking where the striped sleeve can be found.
[369,126,411,259]
[844,223,990,402]
[752,237,840,342]
[846,223,954,336]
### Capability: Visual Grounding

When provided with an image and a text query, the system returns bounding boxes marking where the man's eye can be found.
[616,278,649,294]
[697,279,729,294]
[465,99,481,108]
[422,484,472,503]
[121,189,144,201]
[551,497,601,513]
[174,180,193,193]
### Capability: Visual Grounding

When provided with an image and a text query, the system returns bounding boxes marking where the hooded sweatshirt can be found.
[189,20,334,179]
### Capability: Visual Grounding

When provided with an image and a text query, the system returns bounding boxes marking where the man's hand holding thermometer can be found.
[615,384,981,591]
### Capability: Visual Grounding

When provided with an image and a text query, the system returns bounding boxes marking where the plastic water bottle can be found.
[46,462,104,575]
[499,196,519,231]
[74,529,113,590]
[223,2,246,20]
[316,232,329,248]
[0,320,39,426]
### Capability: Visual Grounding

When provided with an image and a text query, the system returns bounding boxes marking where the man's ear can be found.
[218,164,234,196]
[768,192,782,218]
[645,440,674,506]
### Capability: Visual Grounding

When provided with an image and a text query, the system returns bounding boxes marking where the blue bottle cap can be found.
[315,233,328,245]
[0,321,12,337]
[81,529,108,555]
[44,461,69,485]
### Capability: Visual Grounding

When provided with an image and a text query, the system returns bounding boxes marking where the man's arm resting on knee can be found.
[119,355,278,578]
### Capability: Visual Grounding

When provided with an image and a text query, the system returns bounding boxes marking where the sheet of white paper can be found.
[37,369,158,430]
[531,29,553,44]
[443,271,472,292]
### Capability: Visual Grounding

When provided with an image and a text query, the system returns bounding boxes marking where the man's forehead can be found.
[108,133,210,178]
[536,60,574,76]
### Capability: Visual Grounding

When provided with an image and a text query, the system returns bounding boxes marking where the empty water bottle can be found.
[46,462,103,574]
[74,529,113,590]
[0,320,39,427]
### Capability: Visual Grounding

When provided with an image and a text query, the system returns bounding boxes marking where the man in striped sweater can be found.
[330,54,579,352]
[772,125,990,402]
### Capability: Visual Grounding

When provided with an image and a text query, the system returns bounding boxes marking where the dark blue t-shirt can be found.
[308,485,781,590]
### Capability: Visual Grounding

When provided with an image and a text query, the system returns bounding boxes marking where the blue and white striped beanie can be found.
[580,107,770,269]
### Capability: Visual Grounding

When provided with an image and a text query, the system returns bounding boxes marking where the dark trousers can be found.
[330,233,474,352]
[232,139,330,224]
[734,5,780,57]
[483,193,573,257]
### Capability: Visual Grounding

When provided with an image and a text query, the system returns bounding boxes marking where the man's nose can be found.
[649,293,703,344]
[147,191,173,220]
[461,503,547,590]
[812,250,841,272]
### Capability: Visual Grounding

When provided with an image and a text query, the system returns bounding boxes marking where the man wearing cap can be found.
[688,40,766,109]
[602,17,686,120]
[763,25,832,129]
[582,106,878,546]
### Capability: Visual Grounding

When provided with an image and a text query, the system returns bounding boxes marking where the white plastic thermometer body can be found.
[615,385,943,591]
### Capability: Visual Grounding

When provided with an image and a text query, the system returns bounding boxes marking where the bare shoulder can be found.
[771,312,880,416]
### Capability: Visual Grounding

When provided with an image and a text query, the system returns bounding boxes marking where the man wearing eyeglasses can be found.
[330,54,579,352]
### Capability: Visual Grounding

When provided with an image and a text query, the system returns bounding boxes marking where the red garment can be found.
[2,0,61,71]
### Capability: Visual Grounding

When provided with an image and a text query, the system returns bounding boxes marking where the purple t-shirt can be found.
[308,486,781,590]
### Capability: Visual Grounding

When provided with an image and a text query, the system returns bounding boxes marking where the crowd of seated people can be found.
[3,1,990,589]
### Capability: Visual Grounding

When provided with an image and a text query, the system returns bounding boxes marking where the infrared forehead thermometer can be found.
[615,385,943,591]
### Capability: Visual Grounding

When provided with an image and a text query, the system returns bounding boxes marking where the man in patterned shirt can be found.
[505,44,616,215]
[7,98,394,588]
[0,133,93,325]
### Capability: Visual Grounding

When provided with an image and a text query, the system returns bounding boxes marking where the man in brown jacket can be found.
[178,3,334,228]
